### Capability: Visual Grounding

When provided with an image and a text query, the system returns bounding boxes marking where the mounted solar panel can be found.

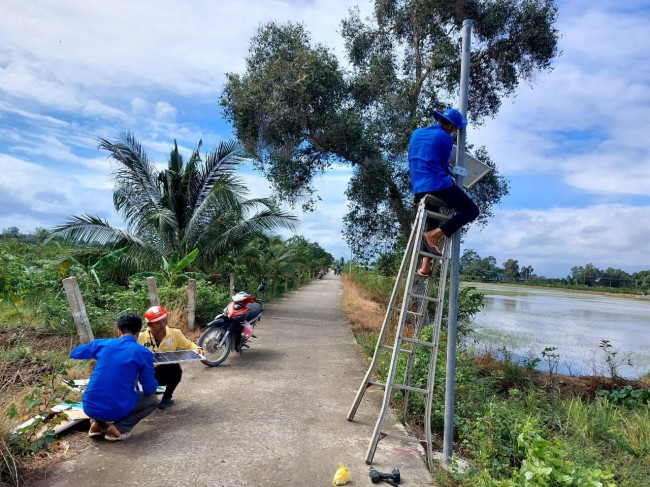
[450,145,492,189]
[152,350,204,365]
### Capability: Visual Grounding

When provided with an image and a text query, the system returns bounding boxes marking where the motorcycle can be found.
[198,284,265,367]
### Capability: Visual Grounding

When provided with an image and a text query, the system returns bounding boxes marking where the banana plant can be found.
[57,244,129,290]
[131,249,208,286]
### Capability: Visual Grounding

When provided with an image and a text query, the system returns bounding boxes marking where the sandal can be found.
[88,421,104,437]
[416,269,431,278]
[104,431,132,441]
[421,235,442,256]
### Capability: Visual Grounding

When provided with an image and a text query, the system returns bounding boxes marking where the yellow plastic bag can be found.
[333,463,350,485]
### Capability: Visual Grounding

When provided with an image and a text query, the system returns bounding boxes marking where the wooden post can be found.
[146,276,159,306]
[229,272,235,296]
[187,279,196,332]
[62,277,94,343]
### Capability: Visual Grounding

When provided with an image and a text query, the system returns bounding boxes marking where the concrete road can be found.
[37,274,433,487]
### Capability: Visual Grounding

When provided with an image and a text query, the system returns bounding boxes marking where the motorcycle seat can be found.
[244,302,263,321]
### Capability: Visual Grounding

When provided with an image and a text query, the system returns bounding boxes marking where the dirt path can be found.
[35,274,433,486]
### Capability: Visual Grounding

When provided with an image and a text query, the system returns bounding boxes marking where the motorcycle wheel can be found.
[198,326,232,367]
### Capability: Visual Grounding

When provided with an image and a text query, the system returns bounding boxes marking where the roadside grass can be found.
[343,267,650,486]
[0,272,313,485]
[341,274,385,332]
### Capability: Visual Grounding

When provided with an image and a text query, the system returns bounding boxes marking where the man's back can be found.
[71,336,157,420]
[408,124,454,194]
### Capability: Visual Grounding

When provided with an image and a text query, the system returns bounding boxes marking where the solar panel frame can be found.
[152,349,204,364]
[450,145,492,189]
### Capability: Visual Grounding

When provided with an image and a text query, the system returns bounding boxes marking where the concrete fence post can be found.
[62,277,94,343]
[229,273,235,296]
[187,279,196,332]
[146,277,159,306]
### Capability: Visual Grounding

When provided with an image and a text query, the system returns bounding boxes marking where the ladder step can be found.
[369,381,429,395]
[381,432,426,445]
[424,210,449,222]
[379,345,413,355]
[409,293,440,303]
[392,307,422,318]
[402,336,436,348]
[418,250,445,260]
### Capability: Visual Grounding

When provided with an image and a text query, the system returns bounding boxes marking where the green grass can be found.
[350,270,650,486]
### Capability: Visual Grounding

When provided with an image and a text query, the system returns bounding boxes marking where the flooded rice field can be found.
[463,282,650,378]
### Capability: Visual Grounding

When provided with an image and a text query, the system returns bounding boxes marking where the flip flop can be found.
[88,421,104,437]
[416,269,431,278]
[104,431,132,441]
[421,235,442,256]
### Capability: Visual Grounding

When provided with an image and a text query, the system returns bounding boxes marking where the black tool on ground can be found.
[369,467,400,485]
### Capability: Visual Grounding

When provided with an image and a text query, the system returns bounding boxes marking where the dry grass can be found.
[166,303,202,342]
[342,275,386,332]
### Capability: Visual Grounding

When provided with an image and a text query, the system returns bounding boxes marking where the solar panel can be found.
[152,350,204,365]
[450,145,492,189]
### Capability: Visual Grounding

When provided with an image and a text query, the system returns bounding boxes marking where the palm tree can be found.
[53,133,296,274]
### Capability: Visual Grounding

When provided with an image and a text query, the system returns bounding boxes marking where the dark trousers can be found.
[415,185,479,238]
[155,363,182,400]
[92,392,159,433]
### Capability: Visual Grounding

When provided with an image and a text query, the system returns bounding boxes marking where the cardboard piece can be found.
[13,402,89,438]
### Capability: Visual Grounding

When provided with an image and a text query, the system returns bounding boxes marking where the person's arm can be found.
[138,350,158,395]
[70,340,99,360]
[176,329,200,351]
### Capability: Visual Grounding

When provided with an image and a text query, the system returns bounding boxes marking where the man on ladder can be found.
[408,108,479,276]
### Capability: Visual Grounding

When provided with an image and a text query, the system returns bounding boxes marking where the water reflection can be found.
[465,283,650,378]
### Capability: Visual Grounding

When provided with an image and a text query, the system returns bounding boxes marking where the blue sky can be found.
[1,0,649,278]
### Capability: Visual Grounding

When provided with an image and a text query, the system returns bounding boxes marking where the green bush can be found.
[597,386,650,407]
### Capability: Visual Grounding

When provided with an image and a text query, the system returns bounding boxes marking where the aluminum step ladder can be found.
[347,195,451,470]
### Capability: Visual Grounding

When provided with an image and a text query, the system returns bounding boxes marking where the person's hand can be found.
[196,348,204,356]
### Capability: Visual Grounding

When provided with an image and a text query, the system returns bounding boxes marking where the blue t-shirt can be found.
[408,124,454,194]
[70,335,157,421]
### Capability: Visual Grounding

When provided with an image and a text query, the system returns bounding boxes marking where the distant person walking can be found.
[408,108,479,277]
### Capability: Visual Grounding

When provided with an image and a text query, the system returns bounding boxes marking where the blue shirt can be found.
[70,335,157,421]
[408,124,454,194]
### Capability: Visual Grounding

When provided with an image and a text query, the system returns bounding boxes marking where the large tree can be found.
[222,0,559,258]
[53,133,296,273]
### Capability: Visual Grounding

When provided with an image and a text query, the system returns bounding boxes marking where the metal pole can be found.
[443,18,472,464]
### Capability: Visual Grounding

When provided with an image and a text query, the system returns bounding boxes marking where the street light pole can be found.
[442,18,472,465]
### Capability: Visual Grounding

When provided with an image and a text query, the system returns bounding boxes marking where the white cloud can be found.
[463,204,650,277]
[0,0,648,272]
[471,2,650,197]
[154,101,177,121]
[0,0,366,105]
[0,153,115,223]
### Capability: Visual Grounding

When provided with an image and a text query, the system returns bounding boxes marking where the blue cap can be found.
[433,108,468,128]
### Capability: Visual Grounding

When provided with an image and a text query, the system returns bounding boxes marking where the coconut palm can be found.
[53,133,297,274]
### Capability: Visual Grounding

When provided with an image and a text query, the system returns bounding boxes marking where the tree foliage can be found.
[221,1,559,258]
[53,134,297,274]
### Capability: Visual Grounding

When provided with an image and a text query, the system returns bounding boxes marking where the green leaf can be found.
[90,269,101,288]
[171,249,199,273]
[92,246,129,269]
[182,271,210,280]
[6,403,18,419]
[129,272,160,281]
[168,251,180,271]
